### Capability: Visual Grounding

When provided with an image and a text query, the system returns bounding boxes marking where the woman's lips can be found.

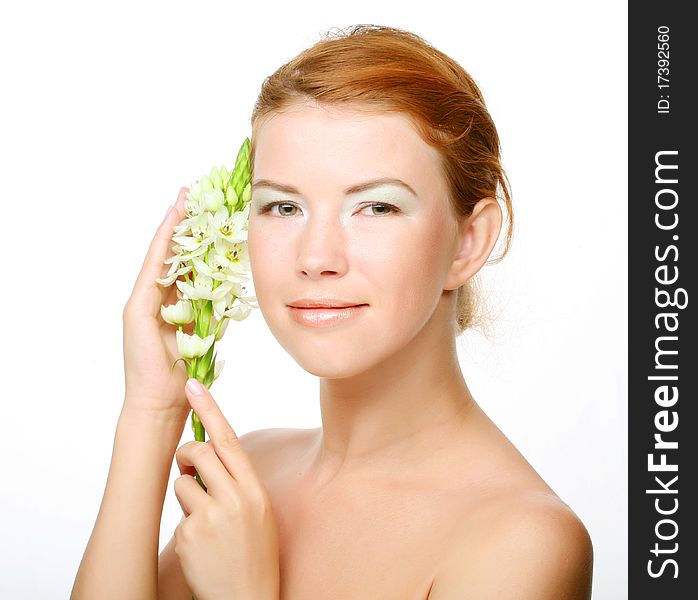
[287,304,368,328]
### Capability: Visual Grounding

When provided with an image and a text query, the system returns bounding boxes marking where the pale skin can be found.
[71,99,593,600]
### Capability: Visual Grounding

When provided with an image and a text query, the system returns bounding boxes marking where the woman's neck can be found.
[308,320,476,487]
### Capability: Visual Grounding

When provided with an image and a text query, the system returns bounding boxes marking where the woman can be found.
[71,25,593,599]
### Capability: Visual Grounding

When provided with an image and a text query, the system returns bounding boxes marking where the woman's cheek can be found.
[247,230,281,316]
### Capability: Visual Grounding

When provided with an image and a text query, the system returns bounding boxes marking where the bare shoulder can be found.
[238,426,314,453]
[238,427,315,477]
[428,491,593,600]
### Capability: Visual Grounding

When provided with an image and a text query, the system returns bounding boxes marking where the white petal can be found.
[203,189,225,212]
[213,296,227,318]
[214,317,229,341]
[176,330,216,358]
[176,279,212,300]
[213,360,225,380]
[238,294,259,308]
[223,303,252,321]
[161,299,195,325]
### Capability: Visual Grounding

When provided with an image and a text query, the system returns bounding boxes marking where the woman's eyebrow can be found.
[251,177,418,197]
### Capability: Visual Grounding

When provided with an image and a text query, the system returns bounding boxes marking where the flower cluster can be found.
[156,138,258,389]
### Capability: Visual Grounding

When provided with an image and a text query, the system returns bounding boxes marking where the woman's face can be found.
[247,100,460,378]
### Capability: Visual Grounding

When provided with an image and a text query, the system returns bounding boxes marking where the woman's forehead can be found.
[252,103,442,187]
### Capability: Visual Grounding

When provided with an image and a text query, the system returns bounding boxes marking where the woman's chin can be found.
[289,350,376,379]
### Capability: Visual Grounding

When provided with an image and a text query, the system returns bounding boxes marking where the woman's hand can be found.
[122,188,194,416]
[173,379,281,600]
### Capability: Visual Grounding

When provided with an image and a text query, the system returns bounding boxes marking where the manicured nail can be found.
[186,378,205,396]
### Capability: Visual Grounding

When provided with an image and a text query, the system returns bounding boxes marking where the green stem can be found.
[189,408,206,600]
[190,410,208,491]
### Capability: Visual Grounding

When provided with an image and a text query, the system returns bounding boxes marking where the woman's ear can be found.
[444,197,502,291]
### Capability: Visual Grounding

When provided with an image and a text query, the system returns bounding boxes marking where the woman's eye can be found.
[360,202,399,216]
[257,201,400,217]
[257,202,299,217]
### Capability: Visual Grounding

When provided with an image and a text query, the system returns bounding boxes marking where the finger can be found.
[175,441,201,478]
[184,378,258,485]
[173,473,209,517]
[128,187,189,314]
[176,440,238,498]
[137,187,188,291]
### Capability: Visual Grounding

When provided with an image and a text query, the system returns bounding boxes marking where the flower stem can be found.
[189,405,206,600]
[190,410,208,492]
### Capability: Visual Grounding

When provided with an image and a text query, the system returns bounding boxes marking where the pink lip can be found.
[288,298,363,308]
[287,304,368,328]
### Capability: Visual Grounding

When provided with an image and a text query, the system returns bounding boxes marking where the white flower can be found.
[203,188,225,212]
[156,258,193,287]
[163,242,208,265]
[184,190,204,222]
[210,280,236,300]
[160,299,195,325]
[176,274,235,301]
[156,137,255,377]
[189,180,202,201]
[172,212,214,251]
[211,206,248,244]
[176,273,212,300]
[192,252,248,284]
[176,330,215,359]
[213,237,251,274]
[213,290,258,321]
[224,302,253,321]
[212,281,243,316]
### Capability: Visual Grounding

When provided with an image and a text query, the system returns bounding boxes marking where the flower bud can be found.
[189,180,202,202]
[236,170,245,190]
[225,185,238,207]
[176,330,216,359]
[210,165,223,190]
[241,181,251,204]
[234,138,250,172]
[220,165,230,186]
[202,188,225,212]
[160,299,195,325]
[200,175,214,192]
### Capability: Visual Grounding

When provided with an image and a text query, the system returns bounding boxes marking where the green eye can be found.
[362,203,399,216]
[257,201,299,216]
[256,201,401,217]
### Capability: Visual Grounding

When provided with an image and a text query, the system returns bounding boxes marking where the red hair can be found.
[250,24,514,335]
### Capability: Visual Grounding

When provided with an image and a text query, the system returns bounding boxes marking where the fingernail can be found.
[186,378,205,396]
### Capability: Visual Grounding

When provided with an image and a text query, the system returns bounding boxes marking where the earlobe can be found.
[444,198,502,291]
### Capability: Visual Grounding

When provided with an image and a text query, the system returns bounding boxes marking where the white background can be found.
[0,1,627,598]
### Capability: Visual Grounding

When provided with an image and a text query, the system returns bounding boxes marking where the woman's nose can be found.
[294,213,349,279]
